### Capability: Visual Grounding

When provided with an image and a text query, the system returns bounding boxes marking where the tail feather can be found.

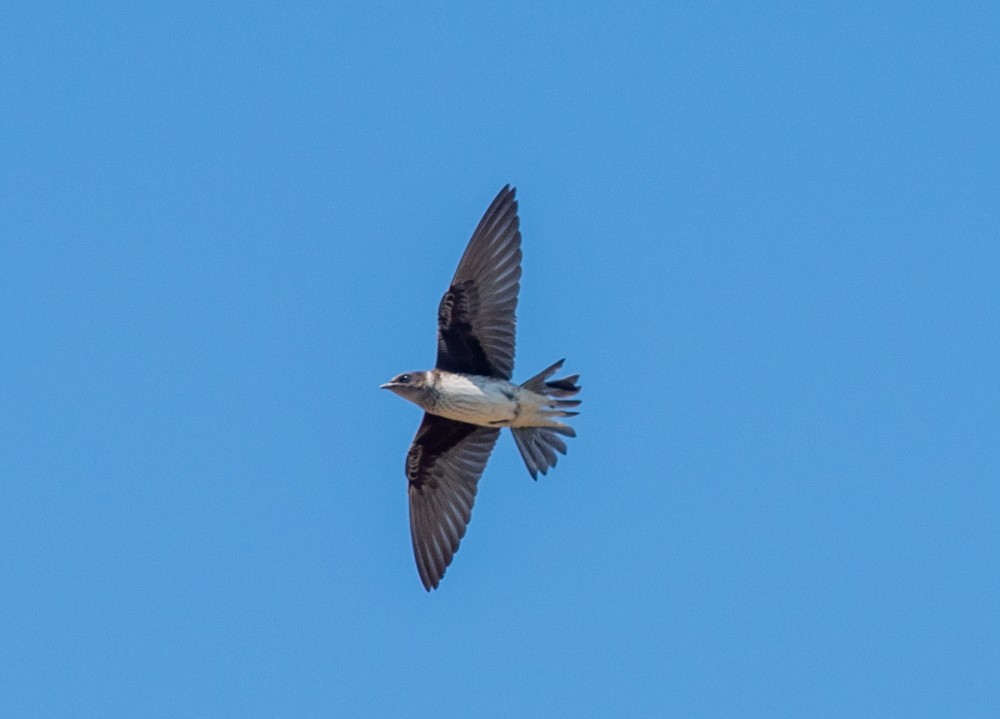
[512,427,566,479]
[520,359,583,397]
[546,376,581,396]
[513,359,582,479]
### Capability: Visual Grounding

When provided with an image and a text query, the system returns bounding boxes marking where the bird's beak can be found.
[380,382,394,390]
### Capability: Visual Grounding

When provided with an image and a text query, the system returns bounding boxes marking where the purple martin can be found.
[381,186,581,591]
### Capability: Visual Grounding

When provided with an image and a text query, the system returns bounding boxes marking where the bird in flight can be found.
[381,186,581,591]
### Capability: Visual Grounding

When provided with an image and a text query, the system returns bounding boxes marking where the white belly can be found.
[430,374,520,427]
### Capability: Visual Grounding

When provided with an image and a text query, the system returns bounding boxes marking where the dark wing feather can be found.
[406,413,500,591]
[436,186,522,379]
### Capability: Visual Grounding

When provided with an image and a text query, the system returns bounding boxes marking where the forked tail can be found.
[512,359,582,479]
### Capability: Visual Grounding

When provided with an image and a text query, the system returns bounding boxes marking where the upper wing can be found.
[406,413,501,591]
[435,186,522,380]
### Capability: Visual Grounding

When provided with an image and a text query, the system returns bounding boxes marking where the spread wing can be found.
[406,413,501,591]
[436,186,522,380]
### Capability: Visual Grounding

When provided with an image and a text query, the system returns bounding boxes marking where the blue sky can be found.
[2,2,998,716]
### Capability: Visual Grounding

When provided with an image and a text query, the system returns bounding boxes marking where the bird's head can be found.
[380,371,431,402]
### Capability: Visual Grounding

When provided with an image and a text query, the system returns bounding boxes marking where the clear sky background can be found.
[2,3,998,717]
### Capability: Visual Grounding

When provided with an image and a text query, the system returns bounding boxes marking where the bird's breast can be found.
[426,373,520,427]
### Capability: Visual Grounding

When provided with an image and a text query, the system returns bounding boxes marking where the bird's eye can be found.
[399,374,411,383]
